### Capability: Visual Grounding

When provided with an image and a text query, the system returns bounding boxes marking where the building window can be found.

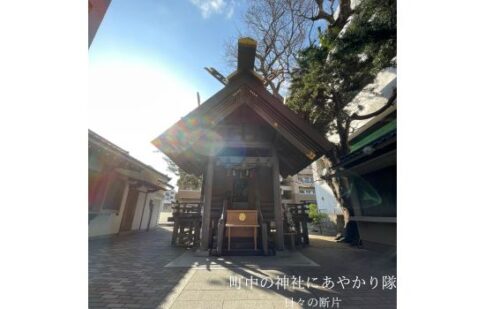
[280,177,292,186]
[282,190,292,199]
[299,188,315,195]
[102,177,125,211]
[298,176,313,184]
[355,165,396,217]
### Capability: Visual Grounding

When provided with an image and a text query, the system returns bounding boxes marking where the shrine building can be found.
[151,38,334,255]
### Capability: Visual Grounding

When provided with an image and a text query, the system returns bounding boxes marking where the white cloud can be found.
[190,0,235,19]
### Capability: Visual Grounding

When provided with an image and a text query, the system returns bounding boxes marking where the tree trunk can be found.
[320,153,359,244]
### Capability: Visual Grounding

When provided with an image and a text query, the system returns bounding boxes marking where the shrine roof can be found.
[151,38,334,177]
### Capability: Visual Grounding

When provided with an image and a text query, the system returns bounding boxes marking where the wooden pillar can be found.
[200,155,215,251]
[171,220,180,246]
[272,148,284,250]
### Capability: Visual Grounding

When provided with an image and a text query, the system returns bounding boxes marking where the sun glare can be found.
[89,58,199,180]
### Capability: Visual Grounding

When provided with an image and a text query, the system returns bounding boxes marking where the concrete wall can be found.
[158,212,172,224]
[316,214,345,236]
[89,181,129,237]
[150,198,162,229]
[281,166,317,204]
[311,161,342,215]
[89,185,165,237]
[357,221,396,249]
[131,191,147,230]
[131,189,163,231]
[314,180,342,215]
[347,67,397,132]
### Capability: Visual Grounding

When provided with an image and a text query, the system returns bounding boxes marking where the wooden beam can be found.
[244,76,335,152]
[272,147,284,250]
[200,155,215,251]
[247,99,316,159]
[223,141,273,149]
[255,167,269,255]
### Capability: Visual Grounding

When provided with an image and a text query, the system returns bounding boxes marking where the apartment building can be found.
[281,165,317,205]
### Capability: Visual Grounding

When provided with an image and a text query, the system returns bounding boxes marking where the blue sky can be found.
[90,0,246,97]
[89,0,247,184]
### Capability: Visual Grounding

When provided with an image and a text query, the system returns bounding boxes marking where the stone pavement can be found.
[89,226,396,309]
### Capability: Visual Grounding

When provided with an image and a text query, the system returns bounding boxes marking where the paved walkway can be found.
[89,226,396,308]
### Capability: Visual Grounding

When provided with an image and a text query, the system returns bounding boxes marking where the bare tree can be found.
[225,0,313,96]
[224,0,354,96]
[306,0,353,29]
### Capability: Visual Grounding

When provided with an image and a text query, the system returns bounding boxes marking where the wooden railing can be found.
[170,202,202,247]
[285,203,310,247]
[258,208,269,255]
[216,199,228,255]
[256,195,269,255]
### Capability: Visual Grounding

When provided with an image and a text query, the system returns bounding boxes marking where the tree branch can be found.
[307,0,354,30]
[309,0,335,23]
[350,88,397,120]
[226,0,310,96]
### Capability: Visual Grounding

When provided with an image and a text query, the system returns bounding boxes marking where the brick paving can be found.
[89,226,396,308]
[89,227,190,309]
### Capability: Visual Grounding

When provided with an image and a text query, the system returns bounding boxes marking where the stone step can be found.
[219,249,266,256]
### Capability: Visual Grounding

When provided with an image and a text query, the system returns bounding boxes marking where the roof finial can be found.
[237,37,257,71]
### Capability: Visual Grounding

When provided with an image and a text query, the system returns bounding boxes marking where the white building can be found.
[312,161,343,215]
[88,130,173,237]
[281,166,318,205]
[162,190,176,210]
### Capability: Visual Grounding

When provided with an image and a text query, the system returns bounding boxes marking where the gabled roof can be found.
[151,38,335,177]
[89,130,173,190]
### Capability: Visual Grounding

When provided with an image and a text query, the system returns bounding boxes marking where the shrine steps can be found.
[218,249,266,256]
[210,237,275,256]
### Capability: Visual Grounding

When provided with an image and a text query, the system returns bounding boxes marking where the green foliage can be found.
[164,157,202,191]
[308,203,327,225]
[333,0,396,76]
[177,171,202,191]
[286,0,396,157]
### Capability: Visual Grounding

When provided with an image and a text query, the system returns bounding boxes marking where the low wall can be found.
[89,182,129,237]
[312,214,345,236]
[357,221,396,249]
